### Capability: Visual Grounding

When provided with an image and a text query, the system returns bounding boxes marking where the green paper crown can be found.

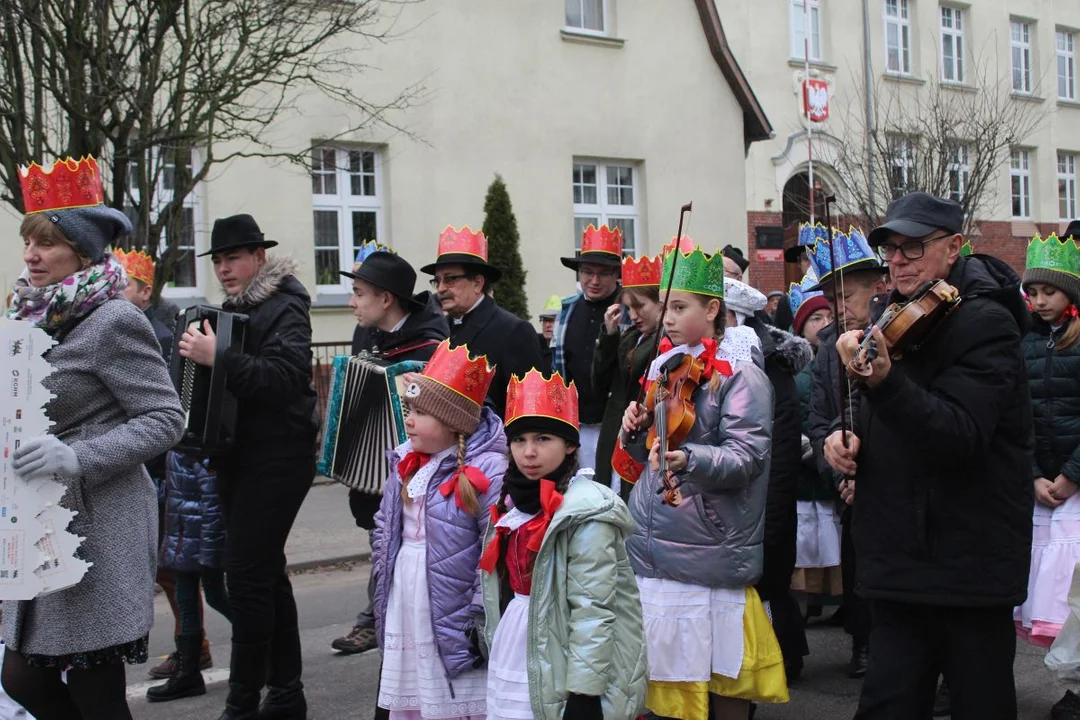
[1026,233,1080,277]
[661,245,726,298]
[959,241,973,257]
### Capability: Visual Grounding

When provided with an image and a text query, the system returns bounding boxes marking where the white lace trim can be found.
[496,507,538,532]
[406,445,456,500]
[717,325,760,365]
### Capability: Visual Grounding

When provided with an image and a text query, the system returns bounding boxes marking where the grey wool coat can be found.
[3,298,185,656]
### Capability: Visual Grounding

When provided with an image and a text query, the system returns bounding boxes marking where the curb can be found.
[286,551,371,573]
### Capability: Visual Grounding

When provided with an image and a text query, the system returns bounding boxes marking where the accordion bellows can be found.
[319,355,425,494]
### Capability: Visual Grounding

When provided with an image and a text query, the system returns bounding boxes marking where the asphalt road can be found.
[127,563,1065,720]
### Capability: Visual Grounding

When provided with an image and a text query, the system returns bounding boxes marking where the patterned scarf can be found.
[7,256,127,336]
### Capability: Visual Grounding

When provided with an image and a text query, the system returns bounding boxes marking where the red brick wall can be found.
[745,211,786,294]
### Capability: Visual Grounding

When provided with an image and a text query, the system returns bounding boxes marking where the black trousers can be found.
[218,455,314,645]
[841,507,872,646]
[854,600,1017,720]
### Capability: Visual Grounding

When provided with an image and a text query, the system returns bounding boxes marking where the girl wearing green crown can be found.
[620,246,788,720]
[1017,232,1080,718]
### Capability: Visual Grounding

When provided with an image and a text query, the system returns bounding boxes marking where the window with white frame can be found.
[310,147,383,290]
[940,6,964,83]
[565,0,604,34]
[1011,149,1032,219]
[889,137,916,194]
[885,0,911,75]
[790,0,822,61]
[1059,152,1078,221]
[1011,20,1033,94]
[947,144,970,202]
[125,147,201,290]
[572,161,638,256]
[1059,30,1077,101]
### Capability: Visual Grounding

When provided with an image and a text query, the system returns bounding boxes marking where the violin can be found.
[644,352,708,506]
[847,279,960,378]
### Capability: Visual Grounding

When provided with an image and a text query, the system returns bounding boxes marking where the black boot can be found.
[217,641,270,720]
[932,678,951,717]
[848,643,869,678]
[258,628,307,719]
[146,634,206,703]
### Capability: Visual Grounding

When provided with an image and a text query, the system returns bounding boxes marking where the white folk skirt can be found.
[486,593,534,720]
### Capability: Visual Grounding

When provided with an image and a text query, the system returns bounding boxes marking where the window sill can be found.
[1011,92,1045,103]
[788,58,838,72]
[882,72,925,86]
[940,81,976,93]
[560,28,625,48]
[313,292,352,309]
[1057,98,1080,108]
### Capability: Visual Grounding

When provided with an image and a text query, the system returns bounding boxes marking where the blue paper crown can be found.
[788,271,824,316]
[806,226,879,282]
[799,222,829,248]
[353,240,394,265]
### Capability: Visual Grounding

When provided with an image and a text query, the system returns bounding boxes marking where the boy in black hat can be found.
[178,213,318,720]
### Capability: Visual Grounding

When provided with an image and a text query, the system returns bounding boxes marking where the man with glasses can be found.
[421,225,542,416]
[824,192,1034,719]
[551,224,624,474]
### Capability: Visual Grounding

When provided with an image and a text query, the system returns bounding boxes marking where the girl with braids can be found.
[621,246,788,720]
[371,340,506,719]
[479,369,646,720]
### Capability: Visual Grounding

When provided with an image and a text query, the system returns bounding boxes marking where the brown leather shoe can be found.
[149,644,213,679]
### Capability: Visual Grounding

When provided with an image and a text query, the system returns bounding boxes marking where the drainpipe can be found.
[862,0,876,220]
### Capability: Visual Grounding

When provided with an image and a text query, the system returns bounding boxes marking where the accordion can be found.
[318,355,424,494]
[169,305,248,455]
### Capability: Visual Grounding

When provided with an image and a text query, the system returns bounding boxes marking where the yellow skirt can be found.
[646,587,789,720]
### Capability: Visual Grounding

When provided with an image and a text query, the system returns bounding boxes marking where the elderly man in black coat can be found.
[825,193,1034,720]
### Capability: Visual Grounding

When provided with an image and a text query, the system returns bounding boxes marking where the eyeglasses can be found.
[429,274,470,289]
[876,233,954,261]
[579,269,618,280]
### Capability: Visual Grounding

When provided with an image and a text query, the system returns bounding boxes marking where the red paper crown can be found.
[19,156,105,214]
[421,340,496,407]
[114,248,156,286]
[663,235,698,257]
[437,226,489,262]
[505,369,580,432]
[581,224,623,257]
[622,254,661,288]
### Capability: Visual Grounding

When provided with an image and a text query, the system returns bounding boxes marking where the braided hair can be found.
[399,432,481,516]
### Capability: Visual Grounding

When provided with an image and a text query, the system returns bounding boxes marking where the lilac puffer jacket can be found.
[372,407,507,679]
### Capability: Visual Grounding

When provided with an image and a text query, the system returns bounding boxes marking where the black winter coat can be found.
[746,318,814,599]
[795,364,837,503]
[851,255,1034,607]
[1024,315,1080,483]
[808,324,847,489]
[448,295,544,417]
[219,257,319,463]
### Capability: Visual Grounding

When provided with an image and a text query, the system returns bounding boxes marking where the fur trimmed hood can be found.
[221,255,309,311]
[767,325,814,375]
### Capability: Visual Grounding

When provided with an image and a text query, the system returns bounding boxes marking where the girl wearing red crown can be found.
[479,369,646,720]
[371,340,506,719]
[620,247,788,720]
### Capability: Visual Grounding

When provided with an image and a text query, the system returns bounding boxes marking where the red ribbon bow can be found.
[397,451,431,480]
[439,465,491,512]
[479,479,564,574]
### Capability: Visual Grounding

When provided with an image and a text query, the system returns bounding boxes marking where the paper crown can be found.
[661,245,726,298]
[353,240,393,270]
[806,226,879,282]
[798,222,829,248]
[663,235,697,257]
[19,156,105,214]
[1026,233,1080,277]
[788,271,824,316]
[580,224,623,257]
[436,226,489,262]
[505,369,580,432]
[420,339,496,408]
[622,254,662,287]
[959,240,973,257]
[114,248,156,286]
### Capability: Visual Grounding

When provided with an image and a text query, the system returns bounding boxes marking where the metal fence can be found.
[312,341,351,442]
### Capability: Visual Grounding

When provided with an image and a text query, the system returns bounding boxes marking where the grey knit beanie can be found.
[1023,267,1080,306]
[404,376,482,435]
[47,206,133,263]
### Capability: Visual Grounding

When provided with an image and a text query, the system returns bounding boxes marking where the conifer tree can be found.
[482,174,529,320]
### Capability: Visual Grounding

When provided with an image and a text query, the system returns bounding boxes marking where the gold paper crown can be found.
[114,248,156,286]
[19,156,104,214]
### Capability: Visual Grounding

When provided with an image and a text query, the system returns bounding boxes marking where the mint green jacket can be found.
[481,469,648,720]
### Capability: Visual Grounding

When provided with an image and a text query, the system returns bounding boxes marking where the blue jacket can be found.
[549,292,580,377]
[160,451,227,572]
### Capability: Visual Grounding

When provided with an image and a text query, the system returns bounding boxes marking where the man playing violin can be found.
[824,192,1034,720]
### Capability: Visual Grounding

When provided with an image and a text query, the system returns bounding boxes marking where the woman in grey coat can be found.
[5,197,185,719]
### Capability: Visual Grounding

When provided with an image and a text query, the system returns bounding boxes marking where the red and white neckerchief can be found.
[479,479,563,574]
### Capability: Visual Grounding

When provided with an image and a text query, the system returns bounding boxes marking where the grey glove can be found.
[12,436,81,480]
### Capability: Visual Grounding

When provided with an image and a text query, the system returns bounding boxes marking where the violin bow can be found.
[824,195,851,449]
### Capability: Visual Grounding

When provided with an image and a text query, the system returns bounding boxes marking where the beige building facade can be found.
[1,0,770,344]
[719,0,1080,292]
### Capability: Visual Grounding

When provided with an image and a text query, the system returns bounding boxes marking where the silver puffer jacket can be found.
[624,357,774,589]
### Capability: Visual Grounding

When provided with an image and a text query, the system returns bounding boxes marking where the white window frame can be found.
[564,0,606,36]
[125,147,204,296]
[1011,148,1032,220]
[572,160,639,256]
[790,0,822,62]
[310,146,385,292]
[1059,30,1077,101]
[940,6,965,84]
[884,0,912,75]
[1059,152,1078,221]
[947,144,970,202]
[1011,20,1033,94]
[889,136,916,193]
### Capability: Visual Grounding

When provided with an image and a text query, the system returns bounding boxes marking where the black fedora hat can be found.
[198,214,278,257]
[341,252,426,312]
[1066,219,1080,240]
